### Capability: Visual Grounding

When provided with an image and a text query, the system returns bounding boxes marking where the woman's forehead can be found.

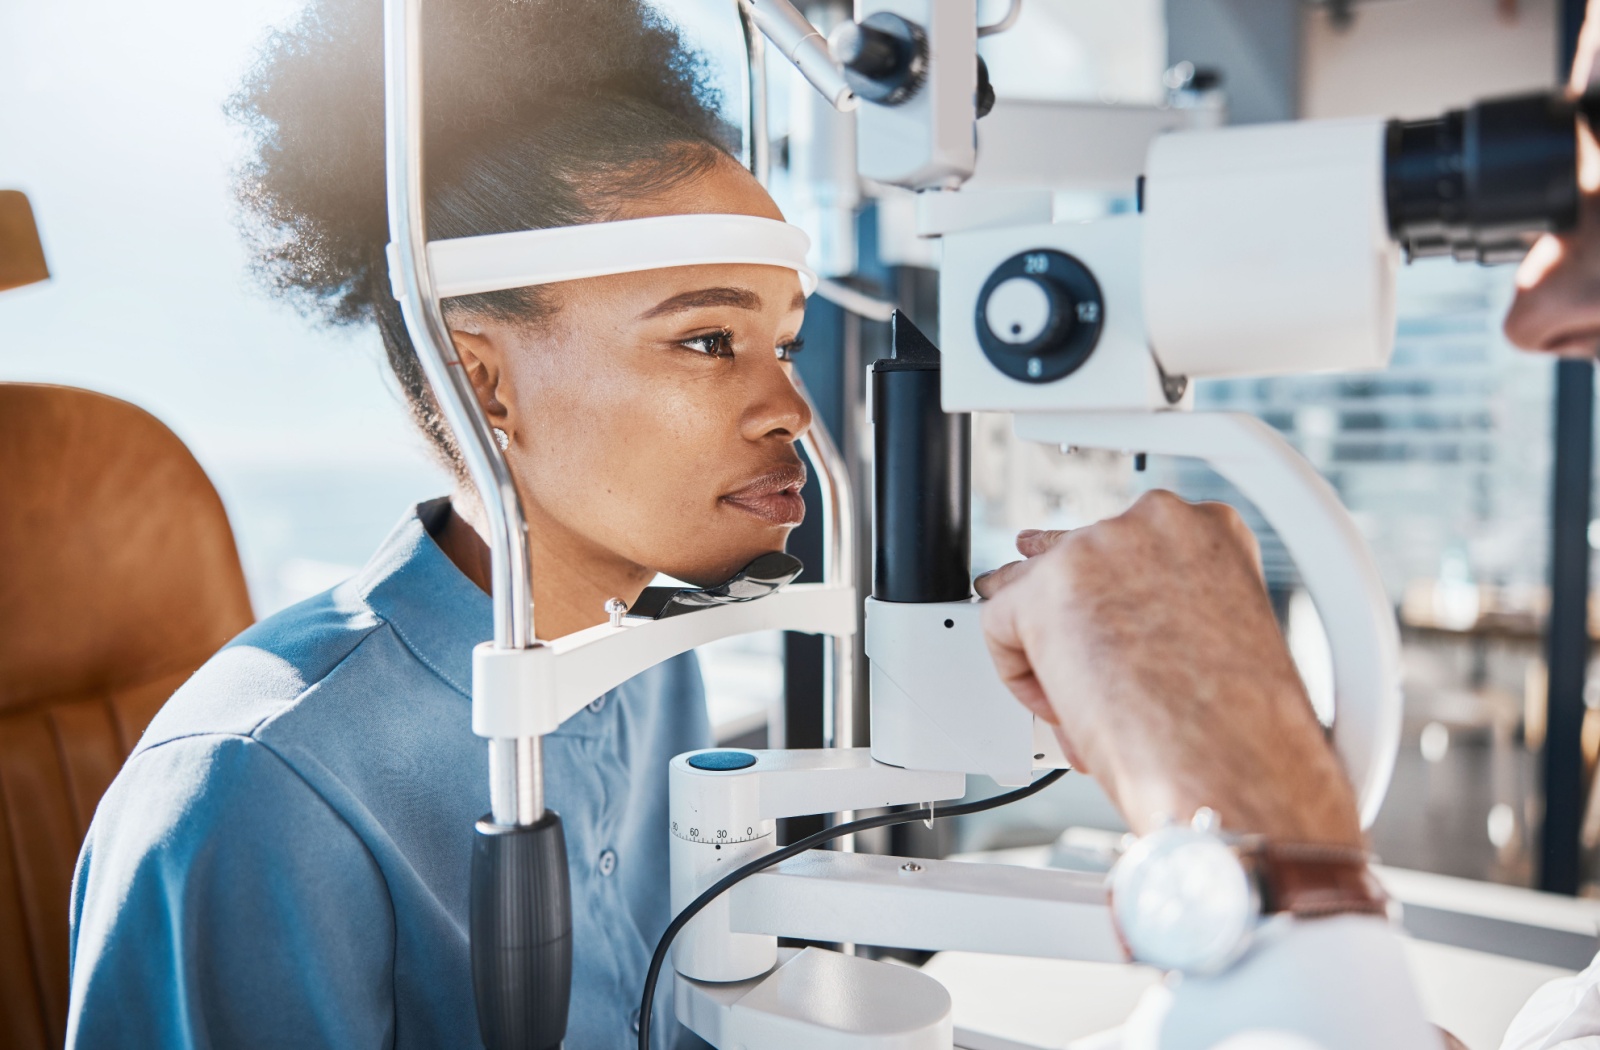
[607,156,785,224]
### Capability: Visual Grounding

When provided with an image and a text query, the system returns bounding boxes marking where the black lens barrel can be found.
[1385,91,1577,263]
[872,312,971,605]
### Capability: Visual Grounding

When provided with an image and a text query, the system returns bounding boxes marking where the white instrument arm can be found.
[471,582,856,740]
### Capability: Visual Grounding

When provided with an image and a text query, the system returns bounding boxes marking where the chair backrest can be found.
[0,383,254,1049]
[0,190,49,292]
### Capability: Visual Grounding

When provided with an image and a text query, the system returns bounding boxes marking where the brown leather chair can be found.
[0,383,254,1049]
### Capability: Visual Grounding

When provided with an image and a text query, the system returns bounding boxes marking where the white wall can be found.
[980,0,1167,105]
[1302,0,1561,119]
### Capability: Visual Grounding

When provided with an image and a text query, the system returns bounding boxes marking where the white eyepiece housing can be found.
[1142,118,1400,380]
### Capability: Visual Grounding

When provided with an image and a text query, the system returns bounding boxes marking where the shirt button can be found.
[630,1008,642,1033]
[588,695,607,713]
[598,848,617,877]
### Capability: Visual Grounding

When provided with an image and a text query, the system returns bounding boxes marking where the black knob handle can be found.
[471,812,572,1050]
[828,12,927,106]
[975,250,1105,385]
[831,20,901,79]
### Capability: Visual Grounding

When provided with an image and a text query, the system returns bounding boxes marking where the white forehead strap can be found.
[413,213,817,300]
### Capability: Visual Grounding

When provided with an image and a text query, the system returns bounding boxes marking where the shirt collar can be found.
[352,498,490,697]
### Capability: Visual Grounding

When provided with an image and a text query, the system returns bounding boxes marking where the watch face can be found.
[1111,827,1260,974]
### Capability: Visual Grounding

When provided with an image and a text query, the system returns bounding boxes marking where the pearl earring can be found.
[493,427,510,451]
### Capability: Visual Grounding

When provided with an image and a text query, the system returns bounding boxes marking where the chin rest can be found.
[628,552,804,619]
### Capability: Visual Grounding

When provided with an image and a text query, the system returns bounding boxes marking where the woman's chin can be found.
[668,534,793,590]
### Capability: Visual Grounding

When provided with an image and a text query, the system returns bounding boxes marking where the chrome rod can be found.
[488,737,518,824]
[487,737,542,826]
[742,0,858,760]
[744,2,862,885]
[800,392,858,871]
[799,405,856,751]
[517,736,544,824]
[739,0,859,112]
[383,0,542,825]
[739,0,771,185]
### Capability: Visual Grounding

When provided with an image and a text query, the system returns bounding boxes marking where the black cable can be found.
[636,768,1069,1050]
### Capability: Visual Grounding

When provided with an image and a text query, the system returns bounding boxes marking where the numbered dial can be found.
[671,819,768,846]
[975,249,1105,384]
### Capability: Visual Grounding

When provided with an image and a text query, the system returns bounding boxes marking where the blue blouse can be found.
[67,499,712,1049]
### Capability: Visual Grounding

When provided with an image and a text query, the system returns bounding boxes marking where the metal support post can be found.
[1539,0,1594,896]
[1542,359,1594,894]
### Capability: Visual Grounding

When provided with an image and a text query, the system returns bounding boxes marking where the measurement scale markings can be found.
[672,819,767,845]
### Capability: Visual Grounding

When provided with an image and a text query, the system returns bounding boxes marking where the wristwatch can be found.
[1107,808,1391,975]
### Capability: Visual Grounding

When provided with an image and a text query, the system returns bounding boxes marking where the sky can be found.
[0,0,751,607]
[0,0,756,466]
[0,0,421,469]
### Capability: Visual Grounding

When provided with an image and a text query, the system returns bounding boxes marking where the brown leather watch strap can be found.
[1250,841,1391,920]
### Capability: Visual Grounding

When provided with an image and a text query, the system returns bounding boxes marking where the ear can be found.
[450,326,514,431]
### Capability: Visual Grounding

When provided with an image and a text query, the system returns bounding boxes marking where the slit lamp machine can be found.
[380,0,1587,1046]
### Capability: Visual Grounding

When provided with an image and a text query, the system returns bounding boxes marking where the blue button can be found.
[598,849,616,876]
[687,750,757,771]
[587,695,607,714]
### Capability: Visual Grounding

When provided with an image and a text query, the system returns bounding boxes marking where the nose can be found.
[1505,198,1600,356]
[740,356,813,445]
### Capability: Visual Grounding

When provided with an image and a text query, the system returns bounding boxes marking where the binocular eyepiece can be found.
[1385,91,1591,263]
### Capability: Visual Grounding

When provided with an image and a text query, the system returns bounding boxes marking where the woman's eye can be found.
[776,336,805,362]
[680,329,735,358]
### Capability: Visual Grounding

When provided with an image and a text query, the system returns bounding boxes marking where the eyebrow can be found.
[639,286,761,319]
[637,286,810,320]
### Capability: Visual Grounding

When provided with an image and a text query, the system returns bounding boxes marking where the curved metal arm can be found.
[739,0,859,112]
[383,0,543,826]
[978,0,1023,37]
[814,277,898,323]
[1015,411,1402,828]
[738,1,771,185]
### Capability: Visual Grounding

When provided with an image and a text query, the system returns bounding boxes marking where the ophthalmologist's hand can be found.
[977,490,1364,848]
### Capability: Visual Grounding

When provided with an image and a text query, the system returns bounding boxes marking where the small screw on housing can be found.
[604,597,628,627]
[900,861,923,874]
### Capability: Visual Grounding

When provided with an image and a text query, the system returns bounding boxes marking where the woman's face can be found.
[452,156,813,590]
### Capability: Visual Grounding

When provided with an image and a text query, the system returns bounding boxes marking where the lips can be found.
[721,462,808,527]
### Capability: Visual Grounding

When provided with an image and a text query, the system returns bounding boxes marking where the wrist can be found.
[1109,808,1389,975]
[1115,772,1364,851]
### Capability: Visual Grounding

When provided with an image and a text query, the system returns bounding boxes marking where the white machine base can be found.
[866,598,1068,787]
[676,946,954,1050]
